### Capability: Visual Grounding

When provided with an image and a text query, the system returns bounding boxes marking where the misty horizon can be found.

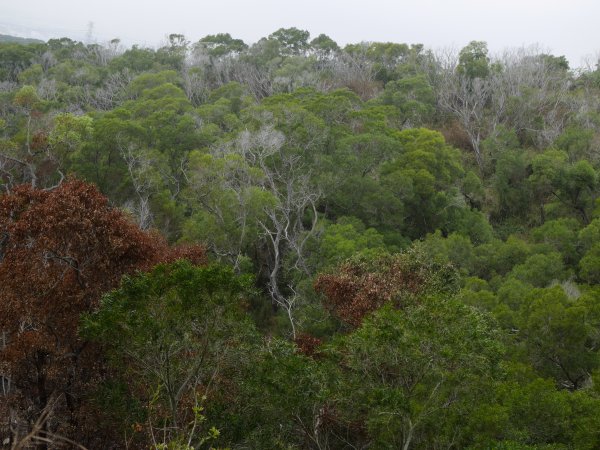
[1,0,599,69]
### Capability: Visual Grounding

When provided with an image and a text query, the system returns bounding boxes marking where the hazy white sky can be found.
[1,0,598,67]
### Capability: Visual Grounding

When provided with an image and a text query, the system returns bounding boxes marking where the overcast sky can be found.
[1,0,598,68]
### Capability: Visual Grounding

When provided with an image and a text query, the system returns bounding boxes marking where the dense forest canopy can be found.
[1,28,600,449]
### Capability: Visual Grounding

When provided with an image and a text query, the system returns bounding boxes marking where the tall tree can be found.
[82,261,255,448]
[0,179,204,447]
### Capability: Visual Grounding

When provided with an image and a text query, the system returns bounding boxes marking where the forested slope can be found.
[1,29,600,449]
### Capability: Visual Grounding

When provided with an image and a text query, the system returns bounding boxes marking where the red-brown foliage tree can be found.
[294,333,323,358]
[0,179,204,448]
[314,250,459,328]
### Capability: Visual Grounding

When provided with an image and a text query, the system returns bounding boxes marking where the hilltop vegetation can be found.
[1,29,600,448]
[0,34,45,45]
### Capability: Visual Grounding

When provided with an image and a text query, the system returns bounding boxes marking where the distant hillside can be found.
[0,34,44,44]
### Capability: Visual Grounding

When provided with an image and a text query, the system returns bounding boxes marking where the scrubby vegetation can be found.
[2,29,600,448]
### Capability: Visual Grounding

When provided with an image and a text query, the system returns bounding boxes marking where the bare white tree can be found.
[437,71,493,169]
[495,46,572,147]
[119,141,161,230]
[184,147,271,271]
[181,67,211,106]
[196,126,321,337]
[90,69,133,110]
[315,45,379,99]
[434,45,573,170]
[87,38,123,67]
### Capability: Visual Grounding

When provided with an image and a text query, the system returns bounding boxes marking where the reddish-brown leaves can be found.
[314,251,458,327]
[0,179,205,446]
[30,130,48,151]
[294,333,323,358]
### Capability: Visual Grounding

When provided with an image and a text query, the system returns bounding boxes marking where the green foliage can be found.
[3,28,600,449]
[509,252,567,287]
[196,33,248,58]
[381,128,465,238]
[13,84,40,109]
[0,41,46,81]
[82,261,257,445]
[492,149,533,220]
[269,27,311,56]
[418,230,475,274]
[48,113,93,162]
[555,126,595,162]
[223,338,325,448]
[515,286,600,389]
[530,149,598,222]
[17,63,43,85]
[579,218,600,252]
[326,298,502,448]
[458,41,491,79]
[580,244,600,284]
[472,236,531,280]
[531,218,581,266]
[128,70,182,97]
[310,33,340,57]
[314,217,388,270]
[110,45,157,72]
[181,150,276,266]
[481,126,521,176]
[379,74,435,126]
